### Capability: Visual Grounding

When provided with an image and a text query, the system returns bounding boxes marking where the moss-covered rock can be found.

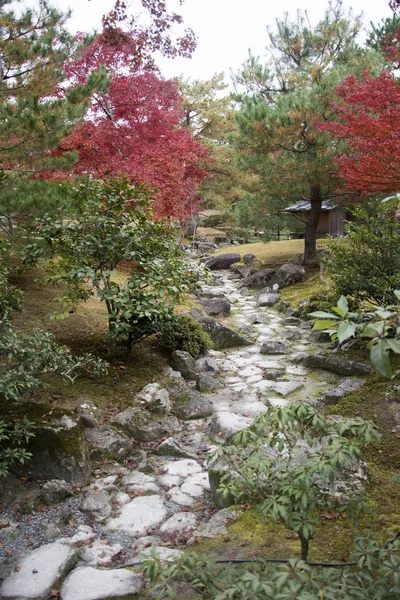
[10,403,92,486]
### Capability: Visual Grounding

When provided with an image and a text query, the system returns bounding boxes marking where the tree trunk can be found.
[299,533,309,562]
[303,184,322,265]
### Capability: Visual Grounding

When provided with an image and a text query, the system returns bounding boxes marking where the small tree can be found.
[212,402,380,561]
[328,199,400,307]
[24,178,201,351]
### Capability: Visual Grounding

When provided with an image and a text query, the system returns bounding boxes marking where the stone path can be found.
[0,268,366,599]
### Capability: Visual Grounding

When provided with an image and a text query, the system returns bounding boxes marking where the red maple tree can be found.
[320,71,400,195]
[56,33,208,218]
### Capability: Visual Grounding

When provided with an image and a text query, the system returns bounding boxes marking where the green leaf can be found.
[312,320,339,331]
[337,321,356,344]
[383,338,400,354]
[309,311,339,319]
[370,341,391,378]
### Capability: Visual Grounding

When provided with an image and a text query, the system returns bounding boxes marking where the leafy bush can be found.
[0,418,34,477]
[211,402,379,561]
[328,199,400,306]
[159,315,211,358]
[23,178,200,351]
[311,293,400,377]
[143,533,400,599]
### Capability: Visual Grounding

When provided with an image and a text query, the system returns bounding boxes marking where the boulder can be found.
[198,316,252,350]
[270,263,306,289]
[260,340,289,355]
[321,378,366,405]
[175,390,214,420]
[12,403,92,487]
[135,383,171,414]
[257,292,280,307]
[303,354,373,376]
[243,268,276,289]
[243,253,256,265]
[85,425,133,462]
[39,479,74,506]
[205,253,240,270]
[198,373,220,392]
[154,437,198,460]
[199,297,231,317]
[77,402,102,428]
[196,356,219,375]
[230,264,250,278]
[110,408,181,443]
[171,350,199,382]
[81,489,111,522]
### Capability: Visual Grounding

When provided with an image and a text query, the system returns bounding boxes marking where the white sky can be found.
[51,0,393,81]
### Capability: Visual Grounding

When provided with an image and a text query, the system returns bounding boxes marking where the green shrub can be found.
[328,200,400,306]
[159,315,211,358]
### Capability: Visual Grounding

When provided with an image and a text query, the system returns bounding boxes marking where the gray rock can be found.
[160,512,197,535]
[106,495,167,536]
[230,264,250,278]
[196,356,219,375]
[257,292,280,307]
[60,566,143,600]
[81,488,111,522]
[270,263,306,289]
[209,411,253,443]
[243,253,256,265]
[40,479,74,505]
[284,329,303,341]
[85,425,133,462]
[283,316,302,326]
[240,287,251,297]
[198,373,220,391]
[0,542,77,600]
[77,402,101,428]
[135,383,171,414]
[154,437,198,460]
[13,405,92,487]
[171,350,199,382]
[198,288,227,298]
[205,253,240,270]
[309,330,332,343]
[162,458,203,477]
[207,457,237,508]
[80,540,124,567]
[303,354,372,376]
[121,472,159,494]
[244,268,276,289]
[260,340,289,354]
[198,316,252,350]
[175,390,214,420]
[110,408,180,443]
[199,297,231,317]
[194,508,241,539]
[249,313,269,324]
[321,378,366,405]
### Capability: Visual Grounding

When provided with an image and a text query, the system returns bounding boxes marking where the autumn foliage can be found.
[321,72,400,194]
[56,33,208,218]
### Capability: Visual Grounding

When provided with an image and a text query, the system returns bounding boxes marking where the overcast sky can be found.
[51,0,393,81]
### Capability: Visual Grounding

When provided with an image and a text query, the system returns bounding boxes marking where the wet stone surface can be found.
[0,267,360,599]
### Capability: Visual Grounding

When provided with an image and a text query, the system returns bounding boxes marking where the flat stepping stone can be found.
[1,542,77,600]
[160,512,197,535]
[167,488,197,507]
[60,566,143,600]
[121,472,159,494]
[269,381,304,397]
[180,472,210,497]
[81,540,124,567]
[195,508,241,539]
[162,459,203,477]
[106,495,167,536]
[209,411,253,443]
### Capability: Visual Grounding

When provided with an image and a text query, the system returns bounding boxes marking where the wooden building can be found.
[281,200,352,237]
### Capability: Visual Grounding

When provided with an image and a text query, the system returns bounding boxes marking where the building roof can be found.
[283,200,338,212]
